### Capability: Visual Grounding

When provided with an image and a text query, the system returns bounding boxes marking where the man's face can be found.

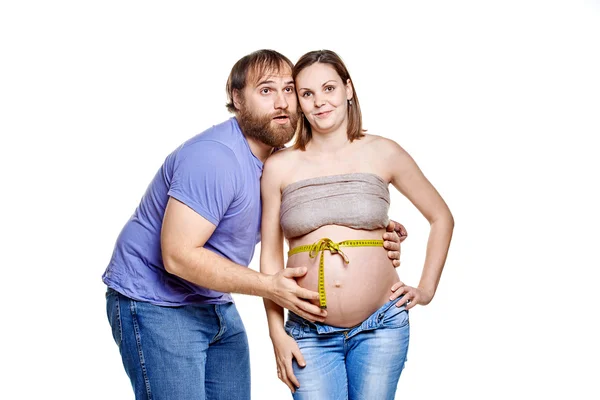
[235,66,299,148]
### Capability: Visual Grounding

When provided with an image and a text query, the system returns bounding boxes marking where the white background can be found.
[1,0,599,399]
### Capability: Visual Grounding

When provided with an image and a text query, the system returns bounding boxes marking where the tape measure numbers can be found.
[288,238,384,309]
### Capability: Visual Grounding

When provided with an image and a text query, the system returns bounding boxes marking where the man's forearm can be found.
[164,247,273,298]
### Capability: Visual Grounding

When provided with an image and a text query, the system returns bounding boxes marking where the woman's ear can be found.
[346,79,354,101]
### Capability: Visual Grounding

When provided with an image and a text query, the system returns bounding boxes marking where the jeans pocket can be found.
[380,305,409,329]
[106,291,123,346]
[284,320,304,340]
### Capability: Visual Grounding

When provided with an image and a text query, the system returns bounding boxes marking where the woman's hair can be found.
[225,49,294,113]
[292,50,365,150]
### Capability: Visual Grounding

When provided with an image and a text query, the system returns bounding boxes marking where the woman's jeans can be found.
[285,299,410,400]
[105,287,250,400]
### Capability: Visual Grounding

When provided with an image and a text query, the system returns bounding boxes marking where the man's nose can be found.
[274,91,289,109]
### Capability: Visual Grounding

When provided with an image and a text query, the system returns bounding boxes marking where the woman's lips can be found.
[314,110,332,118]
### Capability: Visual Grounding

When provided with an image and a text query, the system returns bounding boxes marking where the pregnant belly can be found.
[286,228,400,328]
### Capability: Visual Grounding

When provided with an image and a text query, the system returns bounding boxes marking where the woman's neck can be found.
[307,123,349,154]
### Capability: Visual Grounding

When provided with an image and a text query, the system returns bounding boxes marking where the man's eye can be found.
[285,87,295,93]
[261,88,270,94]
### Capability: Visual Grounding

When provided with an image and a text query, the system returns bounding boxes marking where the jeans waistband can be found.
[288,296,405,336]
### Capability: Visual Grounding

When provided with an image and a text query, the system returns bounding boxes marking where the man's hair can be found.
[225,49,294,113]
[292,50,365,150]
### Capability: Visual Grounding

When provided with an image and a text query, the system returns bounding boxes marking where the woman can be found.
[260,50,454,399]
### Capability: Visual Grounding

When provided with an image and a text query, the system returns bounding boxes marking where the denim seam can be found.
[211,304,226,344]
[130,300,153,400]
[115,293,122,345]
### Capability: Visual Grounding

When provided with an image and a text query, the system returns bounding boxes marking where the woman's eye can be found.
[302,92,312,97]
[325,86,335,92]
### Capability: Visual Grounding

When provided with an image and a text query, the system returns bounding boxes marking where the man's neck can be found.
[244,135,274,163]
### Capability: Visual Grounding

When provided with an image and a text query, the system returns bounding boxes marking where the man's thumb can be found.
[283,266,307,278]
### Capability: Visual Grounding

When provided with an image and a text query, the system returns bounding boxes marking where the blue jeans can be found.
[285,299,410,400]
[105,287,250,400]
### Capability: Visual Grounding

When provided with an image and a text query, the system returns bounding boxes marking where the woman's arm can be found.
[260,156,286,335]
[382,138,455,308]
[260,154,317,392]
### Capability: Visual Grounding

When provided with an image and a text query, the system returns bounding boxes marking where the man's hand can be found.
[267,267,327,323]
[383,220,408,268]
[389,220,408,242]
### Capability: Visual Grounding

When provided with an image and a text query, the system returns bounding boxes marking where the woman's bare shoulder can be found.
[361,133,407,157]
[266,146,302,165]
[263,146,303,180]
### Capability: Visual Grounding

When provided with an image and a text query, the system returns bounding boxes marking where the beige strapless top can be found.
[280,173,390,239]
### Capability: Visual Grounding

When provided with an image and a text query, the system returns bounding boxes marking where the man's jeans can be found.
[285,299,410,400]
[106,287,250,400]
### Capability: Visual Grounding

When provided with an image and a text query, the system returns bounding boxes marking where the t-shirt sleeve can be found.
[167,141,239,226]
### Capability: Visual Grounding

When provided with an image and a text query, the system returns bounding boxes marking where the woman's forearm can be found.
[418,214,454,303]
[264,298,287,338]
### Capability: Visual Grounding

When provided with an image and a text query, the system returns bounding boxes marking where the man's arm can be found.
[383,220,408,268]
[161,197,326,321]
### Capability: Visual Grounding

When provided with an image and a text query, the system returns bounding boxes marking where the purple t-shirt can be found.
[102,118,263,305]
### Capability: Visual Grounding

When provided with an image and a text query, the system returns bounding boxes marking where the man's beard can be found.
[237,105,299,148]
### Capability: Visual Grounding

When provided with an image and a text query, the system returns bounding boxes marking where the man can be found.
[103,49,405,399]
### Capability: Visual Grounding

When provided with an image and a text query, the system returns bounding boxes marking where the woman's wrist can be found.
[417,285,435,304]
[268,324,288,340]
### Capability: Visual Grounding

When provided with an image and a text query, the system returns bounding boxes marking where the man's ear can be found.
[233,89,243,110]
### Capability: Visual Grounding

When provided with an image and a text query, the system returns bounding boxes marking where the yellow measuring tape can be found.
[288,238,384,309]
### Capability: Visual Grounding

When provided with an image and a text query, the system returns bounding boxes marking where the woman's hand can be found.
[390,281,434,310]
[271,331,305,392]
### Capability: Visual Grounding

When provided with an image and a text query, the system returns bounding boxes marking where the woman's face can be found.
[295,62,353,135]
